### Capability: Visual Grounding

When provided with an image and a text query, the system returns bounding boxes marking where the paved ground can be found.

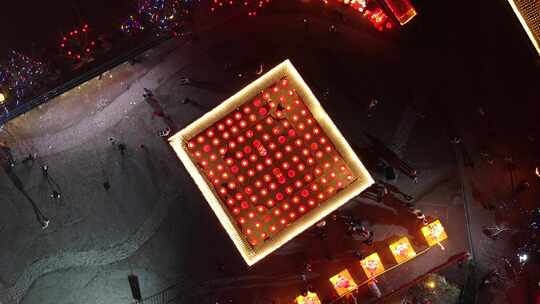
[0,1,539,304]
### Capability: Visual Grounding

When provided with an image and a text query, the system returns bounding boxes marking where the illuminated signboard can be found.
[382,0,417,25]
[421,219,448,247]
[360,252,385,278]
[296,291,322,304]
[506,0,540,56]
[389,237,417,264]
[169,60,374,265]
[329,269,358,296]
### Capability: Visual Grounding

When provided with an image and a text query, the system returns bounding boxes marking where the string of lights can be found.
[137,0,189,34]
[60,24,98,62]
[121,15,145,35]
[1,50,48,105]
[210,0,273,17]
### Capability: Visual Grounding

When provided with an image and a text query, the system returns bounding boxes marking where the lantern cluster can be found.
[210,0,273,17]
[60,24,97,62]
[187,77,356,246]
[137,0,188,34]
[121,15,145,35]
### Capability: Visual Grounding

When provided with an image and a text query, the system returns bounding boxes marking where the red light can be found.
[255,222,261,228]
[201,160,208,167]
[248,212,255,218]
[261,233,267,239]
[253,99,262,107]
[283,203,290,210]
[226,118,233,125]
[301,189,310,197]
[273,86,279,92]
[295,180,303,188]
[288,90,294,96]
[292,156,299,163]
[274,209,280,215]
[281,219,287,225]
[227,198,234,205]
[235,151,243,159]
[287,169,296,178]
[218,124,225,131]
[241,160,249,167]
[239,121,247,128]
[235,193,244,201]
[259,108,267,115]
[308,200,315,206]
[292,196,300,204]
[246,228,251,234]
[231,126,238,134]
[288,129,296,137]
[239,217,245,224]
[299,206,306,213]
[228,182,236,189]
[271,226,277,231]
[203,145,211,152]
[276,192,284,200]
[256,164,264,171]
[267,199,275,207]
[278,136,286,144]
[234,112,242,120]
[233,208,240,214]
[289,212,296,219]
[281,79,288,86]
[304,174,313,182]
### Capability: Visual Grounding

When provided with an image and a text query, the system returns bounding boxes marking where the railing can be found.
[138,283,184,304]
[0,34,170,126]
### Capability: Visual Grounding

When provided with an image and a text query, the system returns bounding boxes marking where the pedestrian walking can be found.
[0,140,14,168]
[143,88,153,99]
[158,127,171,137]
[51,190,61,199]
[118,143,127,156]
[41,165,49,176]
[367,98,379,117]
[179,77,191,85]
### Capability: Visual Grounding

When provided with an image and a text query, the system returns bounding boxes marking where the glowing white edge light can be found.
[169,59,374,266]
[506,0,540,57]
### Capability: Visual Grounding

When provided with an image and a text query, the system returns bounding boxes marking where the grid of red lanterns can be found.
[187,78,356,247]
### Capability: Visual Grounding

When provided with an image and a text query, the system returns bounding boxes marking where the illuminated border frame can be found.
[169,60,374,266]
[506,0,540,56]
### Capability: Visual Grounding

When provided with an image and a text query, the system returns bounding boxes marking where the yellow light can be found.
[329,269,358,296]
[426,281,436,289]
[421,220,448,247]
[0,93,5,104]
[360,252,385,278]
[389,237,417,264]
[169,60,374,266]
[505,0,540,57]
[296,291,321,304]
[535,166,540,177]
